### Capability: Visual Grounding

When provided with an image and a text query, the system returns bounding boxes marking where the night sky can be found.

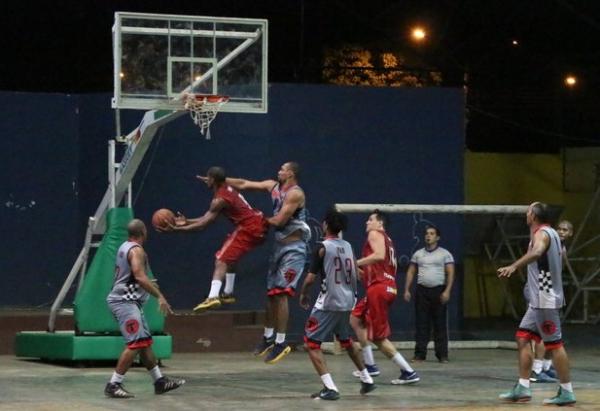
[2,0,599,151]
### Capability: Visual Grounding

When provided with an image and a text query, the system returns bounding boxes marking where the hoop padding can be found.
[335,204,529,214]
[183,94,229,136]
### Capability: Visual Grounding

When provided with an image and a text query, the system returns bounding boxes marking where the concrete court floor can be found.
[0,347,599,411]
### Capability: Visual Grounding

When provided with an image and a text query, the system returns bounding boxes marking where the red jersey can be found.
[215,185,264,229]
[361,230,397,288]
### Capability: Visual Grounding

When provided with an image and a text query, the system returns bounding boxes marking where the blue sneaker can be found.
[530,370,558,383]
[499,383,531,402]
[391,370,420,385]
[544,366,557,379]
[542,387,576,406]
[264,342,291,364]
[352,364,380,378]
[253,336,274,356]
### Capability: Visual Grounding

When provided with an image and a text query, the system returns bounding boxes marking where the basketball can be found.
[152,208,175,231]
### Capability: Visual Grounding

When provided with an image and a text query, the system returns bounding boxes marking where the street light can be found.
[564,75,577,88]
[411,26,427,42]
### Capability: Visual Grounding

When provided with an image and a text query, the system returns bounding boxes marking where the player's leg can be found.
[304,310,340,400]
[264,242,306,364]
[335,313,375,395]
[254,251,279,356]
[350,300,379,376]
[499,308,537,402]
[139,347,186,394]
[536,309,576,406]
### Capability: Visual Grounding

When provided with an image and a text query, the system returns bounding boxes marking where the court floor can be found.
[1,346,598,410]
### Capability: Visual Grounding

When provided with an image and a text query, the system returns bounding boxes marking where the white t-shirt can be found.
[410,246,454,288]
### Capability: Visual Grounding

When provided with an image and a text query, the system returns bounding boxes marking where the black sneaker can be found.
[154,376,186,395]
[253,336,275,356]
[311,387,340,400]
[104,382,135,398]
[360,381,376,395]
[264,342,291,364]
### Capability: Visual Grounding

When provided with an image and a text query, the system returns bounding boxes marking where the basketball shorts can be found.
[215,219,268,265]
[351,283,397,341]
[516,306,563,350]
[108,300,153,349]
[304,308,353,350]
[266,240,308,297]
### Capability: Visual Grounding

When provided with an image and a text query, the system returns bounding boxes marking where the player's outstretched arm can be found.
[225,177,277,192]
[498,230,550,278]
[171,198,225,232]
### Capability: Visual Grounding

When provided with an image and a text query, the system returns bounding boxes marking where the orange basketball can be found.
[152,208,175,230]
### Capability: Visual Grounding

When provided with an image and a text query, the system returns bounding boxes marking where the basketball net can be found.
[183,94,229,140]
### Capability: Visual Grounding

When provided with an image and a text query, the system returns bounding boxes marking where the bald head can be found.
[528,202,550,225]
[128,219,147,241]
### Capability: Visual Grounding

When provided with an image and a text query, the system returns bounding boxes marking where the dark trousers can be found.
[414,284,448,359]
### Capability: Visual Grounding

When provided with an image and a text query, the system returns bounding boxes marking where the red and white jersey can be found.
[361,229,397,288]
[215,185,264,228]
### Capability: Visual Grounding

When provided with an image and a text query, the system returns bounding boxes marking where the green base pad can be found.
[15,331,172,360]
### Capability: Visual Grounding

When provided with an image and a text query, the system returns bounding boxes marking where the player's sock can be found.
[208,280,222,299]
[149,365,163,382]
[224,273,236,294]
[519,378,531,388]
[358,368,374,384]
[110,372,125,384]
[362,345,375,366]
[391,352,413,372]
[320,373,338,391]
[532,359,543,374]
[264,327,274,339]
[543,359,553,371]
[560,382,573,392]
[275,333,286,344]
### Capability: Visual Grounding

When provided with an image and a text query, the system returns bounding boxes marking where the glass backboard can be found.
[112,12,268,113]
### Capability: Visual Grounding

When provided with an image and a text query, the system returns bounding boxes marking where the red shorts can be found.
[215,220,267,265]
[351,283,397,341]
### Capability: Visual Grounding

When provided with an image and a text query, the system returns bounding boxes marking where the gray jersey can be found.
[107,241,149,304]
[410,246,454,288]
[526,226,564,309]
[271,183,311,242]
[314,238,357,311]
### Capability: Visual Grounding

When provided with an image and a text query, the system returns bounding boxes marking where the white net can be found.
[183,94,229,139]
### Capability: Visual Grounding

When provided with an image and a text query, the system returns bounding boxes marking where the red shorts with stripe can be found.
[215,220,268,265]
[351,283,397,341]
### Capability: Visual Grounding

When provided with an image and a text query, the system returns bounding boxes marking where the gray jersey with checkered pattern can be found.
[314,238,357,311]
[107,241,149,304]
[526,226,564,309]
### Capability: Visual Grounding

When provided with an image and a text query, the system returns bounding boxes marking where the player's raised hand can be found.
[497,265,516,278]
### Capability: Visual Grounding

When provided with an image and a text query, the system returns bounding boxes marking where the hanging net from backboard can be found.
[183,94,229,139]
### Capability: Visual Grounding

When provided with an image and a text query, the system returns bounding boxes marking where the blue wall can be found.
[0,84,464,338]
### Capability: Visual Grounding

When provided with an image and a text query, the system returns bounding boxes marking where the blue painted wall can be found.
[0,84,464,338]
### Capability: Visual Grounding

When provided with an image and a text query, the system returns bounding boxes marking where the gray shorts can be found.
[267,240,308,296]
[108,300,153,348]
[518,306,563,348]
[304,308,353,349]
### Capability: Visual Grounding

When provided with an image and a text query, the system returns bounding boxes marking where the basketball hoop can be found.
[183,94,229,140]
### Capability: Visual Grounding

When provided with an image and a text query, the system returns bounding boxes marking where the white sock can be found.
[224,273,236,294]
[320,373,338,391]
[519,378,530,388]
[110,371,124,384]
[392,352,413,372]
[275,332,286,344]
[358,368,373,384]
[149,365,162,382]
[532,359,543,373]
[543,359,553,371]
[560,382,573,392]
[208,280,222,298]
[264,327,274,339]
[362,345,375,366]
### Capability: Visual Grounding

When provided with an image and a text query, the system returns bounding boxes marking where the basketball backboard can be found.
[112,12,268,113]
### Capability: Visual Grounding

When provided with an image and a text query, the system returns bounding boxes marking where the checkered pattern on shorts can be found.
[538,270,553,293]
